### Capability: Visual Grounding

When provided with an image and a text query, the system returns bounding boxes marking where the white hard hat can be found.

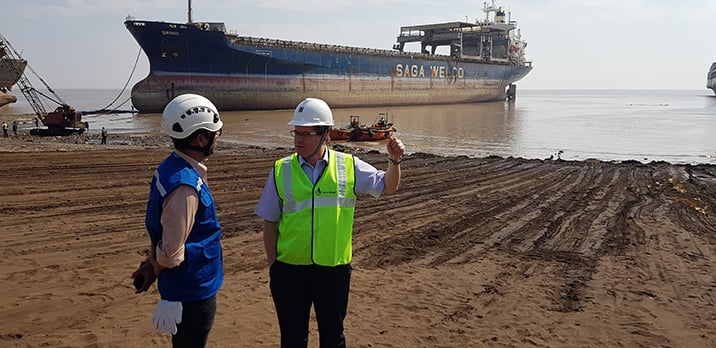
[289,98,334,126]
[161,94,223,139]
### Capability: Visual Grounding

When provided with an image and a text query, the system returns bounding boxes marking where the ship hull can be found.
[708,62,716,95]
[126,20,532,112]
[0,90,17,108]
[0,58,27,89]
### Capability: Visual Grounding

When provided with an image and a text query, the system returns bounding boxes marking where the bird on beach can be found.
[547,150,564,161]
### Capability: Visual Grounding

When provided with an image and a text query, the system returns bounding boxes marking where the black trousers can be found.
[270,261,352,348]
[172,294,217,348]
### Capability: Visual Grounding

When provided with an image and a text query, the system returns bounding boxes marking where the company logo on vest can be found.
[315,187,336,196]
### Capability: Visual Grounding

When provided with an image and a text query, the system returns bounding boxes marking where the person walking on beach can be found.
[101,127,108,144]
[255,97,405,347]
[131,94,225,348]
[12,121,17,136]
[2,121,7,138]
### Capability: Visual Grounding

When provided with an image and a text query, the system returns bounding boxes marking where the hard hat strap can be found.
[305,132,328,159]
[183,131,217,158]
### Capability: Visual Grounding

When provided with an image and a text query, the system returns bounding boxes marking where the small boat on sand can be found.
[330,112,396,141]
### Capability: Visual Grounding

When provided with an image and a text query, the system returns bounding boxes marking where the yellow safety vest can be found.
[274,149,356,266]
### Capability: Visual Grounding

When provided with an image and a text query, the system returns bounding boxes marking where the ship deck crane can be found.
[0,33,88,136]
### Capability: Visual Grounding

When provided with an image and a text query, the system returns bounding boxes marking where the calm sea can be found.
[2,89,715,164]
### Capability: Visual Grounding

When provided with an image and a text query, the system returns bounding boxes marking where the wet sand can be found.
[1,132,716,347]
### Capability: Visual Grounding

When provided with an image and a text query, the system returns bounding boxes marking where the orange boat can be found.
[330,113,396,141]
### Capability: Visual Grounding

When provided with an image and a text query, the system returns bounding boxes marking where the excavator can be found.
[1,34,88,136]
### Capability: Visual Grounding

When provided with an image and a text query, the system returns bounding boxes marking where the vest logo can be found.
[196,178,203,191]
[315,187,336,196]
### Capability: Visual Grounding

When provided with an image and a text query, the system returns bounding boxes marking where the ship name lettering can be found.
[396,64,464,79]
[256,50,272,57]
[161,31,180,36]
[395,64,420,77]
[430,66,464,79]
[395,64,425,78]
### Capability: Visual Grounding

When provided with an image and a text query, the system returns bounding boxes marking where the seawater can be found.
[2,89,715,164]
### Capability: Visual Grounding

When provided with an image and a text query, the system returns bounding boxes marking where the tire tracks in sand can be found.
[2,146,716,346]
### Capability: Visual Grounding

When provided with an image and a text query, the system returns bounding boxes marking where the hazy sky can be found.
[1,0,715,90]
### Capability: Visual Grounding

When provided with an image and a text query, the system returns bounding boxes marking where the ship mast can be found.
[188,0,193,23]
[483,0,499,22]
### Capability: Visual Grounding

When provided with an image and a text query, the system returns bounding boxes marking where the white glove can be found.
[152,300,183,335]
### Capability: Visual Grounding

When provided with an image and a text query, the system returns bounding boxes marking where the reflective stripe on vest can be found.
[274,149,356,266]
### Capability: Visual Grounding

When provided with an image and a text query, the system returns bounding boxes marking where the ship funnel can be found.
[496,9,506,23]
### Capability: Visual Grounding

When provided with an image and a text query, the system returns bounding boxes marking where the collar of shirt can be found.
[298,150,328,184]
[175,150,208,182]
[297,149,328,167]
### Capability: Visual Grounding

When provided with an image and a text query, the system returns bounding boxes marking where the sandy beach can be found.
[1,129,716,348]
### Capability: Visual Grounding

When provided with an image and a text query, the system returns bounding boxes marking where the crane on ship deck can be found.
[0,33,88,136]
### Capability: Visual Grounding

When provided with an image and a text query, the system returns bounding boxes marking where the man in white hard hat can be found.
[255,97,405,347]
[131,94,224,348]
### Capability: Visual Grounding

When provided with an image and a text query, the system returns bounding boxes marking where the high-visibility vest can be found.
[146,152,224,302]
[274,149,356,266]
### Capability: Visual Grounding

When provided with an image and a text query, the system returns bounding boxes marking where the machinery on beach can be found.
[330,112,396,141]
[0,33,88,136]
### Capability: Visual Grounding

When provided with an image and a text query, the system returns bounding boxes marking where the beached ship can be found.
[125,0,532,112]
[0,39,27,107]
[708,62,716,95]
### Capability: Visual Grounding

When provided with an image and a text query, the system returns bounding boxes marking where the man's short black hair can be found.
[171,129,214,150]
[313,126,330,136]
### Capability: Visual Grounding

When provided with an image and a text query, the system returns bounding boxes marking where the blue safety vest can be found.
[145,152,223,302]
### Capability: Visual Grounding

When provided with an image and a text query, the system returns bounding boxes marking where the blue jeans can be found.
[172,294,217,348]
[270,261,352,348]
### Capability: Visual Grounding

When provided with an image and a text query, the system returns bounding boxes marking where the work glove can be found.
[152,300,182,336]
[131,260,157,293]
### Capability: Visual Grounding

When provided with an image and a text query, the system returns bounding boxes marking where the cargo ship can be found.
[125,0,532,112]
[708,62,716,95]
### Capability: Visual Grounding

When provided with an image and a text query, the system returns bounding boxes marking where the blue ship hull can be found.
[125,20,532,112]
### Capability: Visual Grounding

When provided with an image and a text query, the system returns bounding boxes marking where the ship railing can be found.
[231,36,419,58]
[229,35,530,67]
